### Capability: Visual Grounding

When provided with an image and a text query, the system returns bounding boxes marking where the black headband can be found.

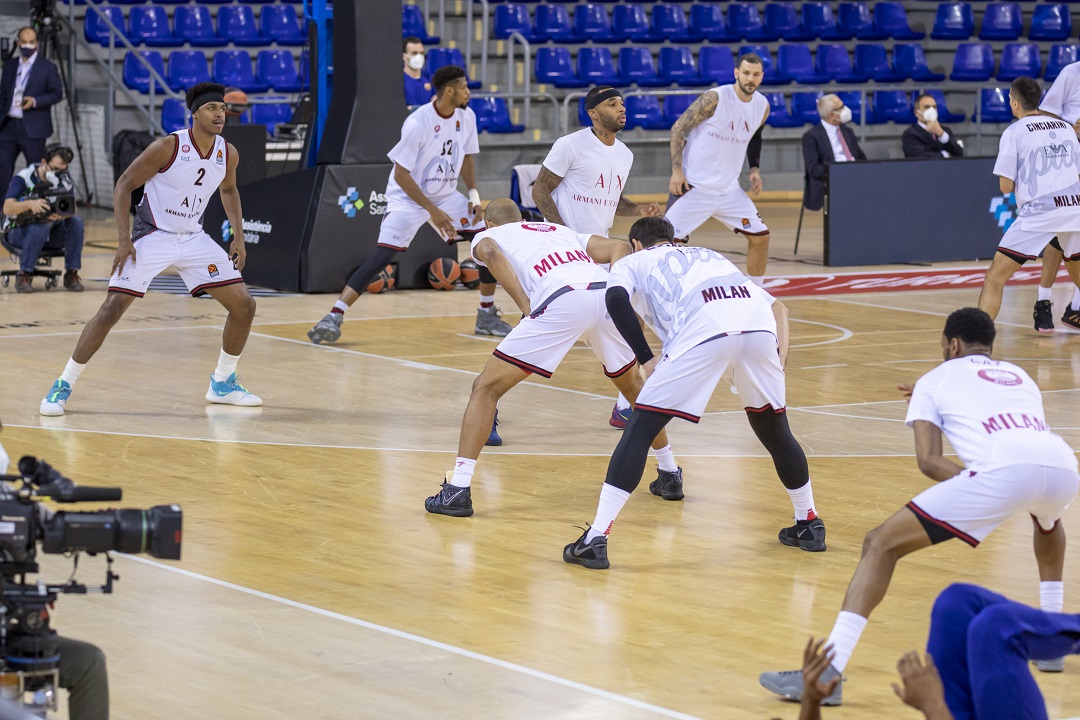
[586,88,622,111]
[189,91,225,113]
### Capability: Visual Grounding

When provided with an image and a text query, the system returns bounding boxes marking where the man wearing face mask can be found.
[2,143,83,293]
[903,95,964,159]
[403,37,433,112]
[801,94,865,213]
[0,27,64,204]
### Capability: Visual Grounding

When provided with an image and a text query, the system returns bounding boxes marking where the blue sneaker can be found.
[609,404,632,429]
[486,409,502,446]
[206,373,262,406]
[39,379,72,417]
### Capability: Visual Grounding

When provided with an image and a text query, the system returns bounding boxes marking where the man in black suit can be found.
[0,26,64,202]
[801,94,866,212]
[903,94,964,159]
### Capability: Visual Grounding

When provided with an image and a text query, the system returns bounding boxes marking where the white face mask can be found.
[408,53,425,71]
[921,106,938,123]
[839,106,852,125]
[45,170,60,187]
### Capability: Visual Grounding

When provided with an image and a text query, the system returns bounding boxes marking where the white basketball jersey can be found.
[385,101,479,211]
[1041,61,1080,124]
[681,85,769,193]
[906,356,1077,473]
[994,114,1080,231]
[542,129,635,236]
[606,244,777,361]
[134,129,228,239]
[470,221,607,309]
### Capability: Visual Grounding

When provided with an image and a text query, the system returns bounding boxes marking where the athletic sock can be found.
[748,275,764,287]
[615,393,631,411]
[1040,581,1064,613]
[1038,287,1053,302]
[59,358,86,387]
[825,611,868,673]
[331,300,349,315]
[449,457,476,488]
[585,483,630,542]
[480,294,495,310]
[213,350,241,383]
[785,479,816,522]
[653,444,678,473]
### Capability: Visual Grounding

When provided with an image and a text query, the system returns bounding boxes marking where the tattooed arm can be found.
[669,90,719,196]
[615,194,661,218]
[531,166,567,226]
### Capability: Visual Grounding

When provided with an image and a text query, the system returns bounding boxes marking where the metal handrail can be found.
[464,0,490,87]
[505,32,532,121]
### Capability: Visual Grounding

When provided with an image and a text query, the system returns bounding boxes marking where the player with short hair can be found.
[760,307,1080,706]
[978,76,1080,322]
[532,85,662,430]
[424,200,681,517]
[307,65,512,346]
[665,54,772,286]
[39,82,260,416]
[562,216,825,570]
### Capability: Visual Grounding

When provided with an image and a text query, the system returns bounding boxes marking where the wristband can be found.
[468,189,481,206]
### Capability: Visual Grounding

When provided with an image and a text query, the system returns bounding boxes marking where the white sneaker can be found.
[205,373,262,406]
[40,379,72,416]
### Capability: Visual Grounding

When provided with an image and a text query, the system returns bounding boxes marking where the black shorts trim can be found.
[745,404,786,414]
[493,349,553,378]
[604,358,636,378]
[635,402,700,423]
[997,247,1036,265]
[735,229,770,237]
[907,501,980,547]
[108,287,144,298]
[1033,514,1061,534]
[191,277,244,297]
[376,243,408,252]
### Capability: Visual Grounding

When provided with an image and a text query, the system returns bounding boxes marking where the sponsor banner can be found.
[765,266,1070,297]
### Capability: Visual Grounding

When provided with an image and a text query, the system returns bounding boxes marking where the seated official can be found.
[903,95,964,159]
[801,94,866,212]
[2,143,82,293]
[403,36,433,112]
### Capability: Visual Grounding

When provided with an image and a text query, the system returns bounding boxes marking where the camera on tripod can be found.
[0,456,181,715]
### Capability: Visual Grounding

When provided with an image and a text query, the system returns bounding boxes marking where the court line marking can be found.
[114,554,707,720]
[800,364,848,370]
[822,298,1031,330]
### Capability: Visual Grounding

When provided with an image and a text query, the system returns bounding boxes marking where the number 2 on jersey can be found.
[194,168,205,186]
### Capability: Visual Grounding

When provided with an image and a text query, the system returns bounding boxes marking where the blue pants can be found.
[929,583,1080,720]
[6,215,84,273]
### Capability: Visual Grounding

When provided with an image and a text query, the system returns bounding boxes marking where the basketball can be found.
[459,259,481,289]
[366,265,396,294]
[224,88,249,117]
[427,258,460,290]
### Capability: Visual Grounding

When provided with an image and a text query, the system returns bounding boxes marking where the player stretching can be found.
[563,217,825,570]
[307,65,511,345]
[666,54,772,286]
[761,308,1079,706]
[39,82,260,416]
[532,85,661,429]
[424,200,681,517]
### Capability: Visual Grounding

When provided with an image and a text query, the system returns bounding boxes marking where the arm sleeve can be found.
[36,63,63,109]
[904,375,943,428]
[747,126,764,169]
[942,128,964,157]
[1041,77,1069,119]
[386,116,422,170]
[605,286,654,365]
[5,176,26,202]
[992,129,1017,181]
[542,136,573,178]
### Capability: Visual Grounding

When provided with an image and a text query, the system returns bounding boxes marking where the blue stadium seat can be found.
[162,98,188,134]
[853,43,907,81]
[494,5,538,41]
[778,44,829,84]
[659,46,708,87]
[950,43,995,81]
[738,45,785,85]
[618,47,668,87]
[816,44,868,83]
[837,2,886,41]
[651,4,696,43]
[751,3,797,42]
[997,43,1042,81]
[873,2,924,40]
[167,51,211,92]
[402,4,439,44]
[577,47,620,85]
[698,46,735,85]
[535,47,587,87]
[123,51,168,94]
[791,92,824,124]
[914,89,966,123]
[261,5,306,46]
[836,90,866,123]
[624,95,668,130]
[691,4,740,43]
[894,44,945,81]
[84,7,126,47]
[218,6,265,47]
[931,3,974,40]
[979,3,1022,41]
[534,4,579,42]
[797,3,839,41]
[663,93,696,125]
[873,90,915,123]
[578,98,591,127]
[727,3,766,41]
[251,102,292,134]
[196,0,235,5]
[240,0,275,4]
[1046,44,1080,82]
[574,4,619,43]
[469,97,525,133]
[214,50,270,92]
[1029,4,1072,41]
[174,7,221,48]
[763,92,803,127]
[612,4,652,42]
[129,7,180,48]
[980,87,1014,122]
[427,48,480,89]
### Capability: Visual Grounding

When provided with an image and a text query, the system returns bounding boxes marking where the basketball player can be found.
[424,200,682,517]
[562,217,825,570]
[977,77,1080,322]
[760,308,1079,706]
[307,65,512,346]
[39,82,261,416]
[665,53,771,286]
[532,85,661,429]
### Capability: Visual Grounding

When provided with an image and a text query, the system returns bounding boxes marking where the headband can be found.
[586,88,622,111]
[189,91,225,113]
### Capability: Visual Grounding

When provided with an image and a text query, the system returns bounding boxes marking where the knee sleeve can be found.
[344,246,398,294]
[479,265,496,285]
[745,409,809,490]
[603,410,672,493]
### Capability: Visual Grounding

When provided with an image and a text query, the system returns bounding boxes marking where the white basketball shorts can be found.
[664,185,769,240]
[109,228,243,298]
[997,223,1080,264]
[378,192,484,251]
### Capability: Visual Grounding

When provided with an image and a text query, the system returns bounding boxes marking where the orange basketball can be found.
[366,265,396,294]
[224,89,249,117]
[459,258,481,289]
[427,258,461,291]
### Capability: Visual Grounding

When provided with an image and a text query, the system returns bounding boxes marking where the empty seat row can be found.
[469,97,526,133]
[933,3,1074,42]
[124,48,307,93]
[495,2,923,45]
[85,4,305,47]
[951,42,1080,81]
[162,97,292,135]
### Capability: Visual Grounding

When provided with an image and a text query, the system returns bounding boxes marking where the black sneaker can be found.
[778,517,827,552]
[563,528,610,569]
[1034,300,1055,332]
[1062,304,1080,332]
[485,409,502,446]
[649,467,684,501]
[424,480,474,517]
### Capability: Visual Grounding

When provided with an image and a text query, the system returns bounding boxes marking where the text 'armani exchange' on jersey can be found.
[133,129,228,240]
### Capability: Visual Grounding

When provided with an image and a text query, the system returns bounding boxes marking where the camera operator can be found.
[2,143,83,293]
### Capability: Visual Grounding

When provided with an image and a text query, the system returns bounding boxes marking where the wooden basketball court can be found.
[1,205,1078,719]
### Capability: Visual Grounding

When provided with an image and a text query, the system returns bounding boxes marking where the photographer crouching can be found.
[2,144,82,293]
